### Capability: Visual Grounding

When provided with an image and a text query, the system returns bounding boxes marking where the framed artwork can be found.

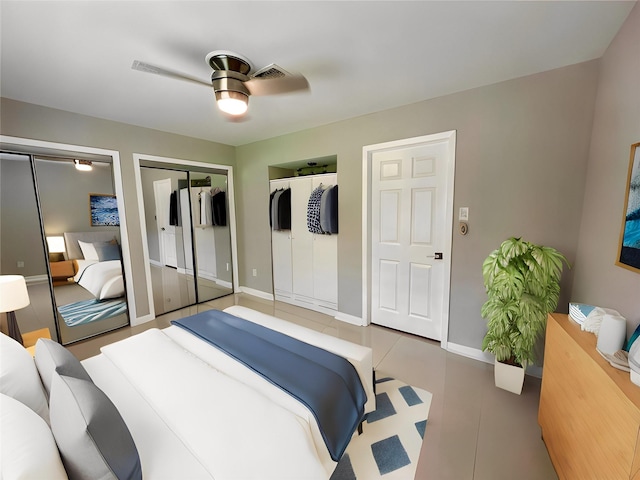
[617,142,640,273]
[89,193,120,226]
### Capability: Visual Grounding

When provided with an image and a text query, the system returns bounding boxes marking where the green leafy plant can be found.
[481,237,569,368]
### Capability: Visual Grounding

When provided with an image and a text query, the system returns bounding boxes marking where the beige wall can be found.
[236,60,600,350]
[36,160,118,239]
[572,3,640,333]
[0,98,235,318]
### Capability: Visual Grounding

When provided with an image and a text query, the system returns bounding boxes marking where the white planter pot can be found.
[494,358,525,395]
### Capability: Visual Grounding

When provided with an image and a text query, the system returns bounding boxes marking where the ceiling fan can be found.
[132,50,309,118]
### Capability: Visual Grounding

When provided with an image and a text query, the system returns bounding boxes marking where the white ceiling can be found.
[0,1,635,147]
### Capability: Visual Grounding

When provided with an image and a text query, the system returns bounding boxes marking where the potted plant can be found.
[481,237,568,394]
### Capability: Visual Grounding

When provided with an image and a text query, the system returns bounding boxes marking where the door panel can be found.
[291,177,313,300]
[371,136,453,340]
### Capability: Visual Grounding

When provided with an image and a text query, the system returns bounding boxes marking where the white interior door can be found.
[369,132,455,340]
[153,179,177,268]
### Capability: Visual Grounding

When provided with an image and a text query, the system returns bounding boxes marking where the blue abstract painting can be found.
[90,194,120,226]
[619,143,640,272]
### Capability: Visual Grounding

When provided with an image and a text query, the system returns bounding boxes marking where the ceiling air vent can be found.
[252,64,290,79]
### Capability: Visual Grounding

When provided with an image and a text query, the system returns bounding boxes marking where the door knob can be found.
[427,252,443,260]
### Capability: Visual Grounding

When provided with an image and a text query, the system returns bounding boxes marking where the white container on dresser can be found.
[270,173,338,315]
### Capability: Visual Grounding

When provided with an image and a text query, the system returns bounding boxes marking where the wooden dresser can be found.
[539,313,640,479]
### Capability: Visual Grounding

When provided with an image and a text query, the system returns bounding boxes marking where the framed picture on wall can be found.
[89,193,120,226]
[617,142,640,273]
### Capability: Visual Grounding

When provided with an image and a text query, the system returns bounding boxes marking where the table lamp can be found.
[46,236,66,262]
[0,275,30,344]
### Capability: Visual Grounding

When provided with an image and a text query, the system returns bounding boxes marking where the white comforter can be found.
[74,259,124,300]
[97,328,332,480]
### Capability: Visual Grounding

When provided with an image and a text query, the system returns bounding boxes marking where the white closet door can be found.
[291,177,314,302]
[270,179,293,298]
[312,174,337,307]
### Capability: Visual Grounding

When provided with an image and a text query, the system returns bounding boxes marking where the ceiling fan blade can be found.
[244,74,309,96]
[131,60,211,87]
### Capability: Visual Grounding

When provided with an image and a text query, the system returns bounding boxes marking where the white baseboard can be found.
[198,270,216,282]
[335,311,367,327]
[130,312,155,327]
[446,342,495,364]
[216,279,233,289]
[239,286,274,301]
[25,275,49,285]
[446,342,543,378]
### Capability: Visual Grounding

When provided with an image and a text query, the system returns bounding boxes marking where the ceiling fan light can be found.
[215,90,248,116]
[74,159,93,171]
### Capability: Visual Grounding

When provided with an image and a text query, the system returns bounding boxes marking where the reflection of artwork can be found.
[90,194,120,226]
[618,143,640,272]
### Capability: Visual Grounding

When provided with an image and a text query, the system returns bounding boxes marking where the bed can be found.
[63,231,125,300]
[0,305,375,479]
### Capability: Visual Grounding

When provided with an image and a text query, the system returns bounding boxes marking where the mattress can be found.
[84,328,330,479]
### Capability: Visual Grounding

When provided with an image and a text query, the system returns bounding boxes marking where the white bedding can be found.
[90,328,331,479]
[74,259,124,300]
[81,306,375,479]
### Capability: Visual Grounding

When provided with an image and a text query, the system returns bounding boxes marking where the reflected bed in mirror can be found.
[53,232,128,344]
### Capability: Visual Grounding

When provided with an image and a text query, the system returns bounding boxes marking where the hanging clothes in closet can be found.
[211,189,227,226]
[270,188,291,231]
[169,190,179,226]
[320,185,338,234]
[307,184,338,234]
[199,190,213,225]
[307,184,325,234]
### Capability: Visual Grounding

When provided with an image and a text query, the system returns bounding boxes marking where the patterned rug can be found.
[331,376,432,479]
[58,298,127,327]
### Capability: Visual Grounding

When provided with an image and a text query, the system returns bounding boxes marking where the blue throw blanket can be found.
[172,310,367,461]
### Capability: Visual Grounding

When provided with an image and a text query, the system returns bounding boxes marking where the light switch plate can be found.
[459,207,469,221]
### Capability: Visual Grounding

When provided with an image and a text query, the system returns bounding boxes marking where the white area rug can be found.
[331,376,432,479]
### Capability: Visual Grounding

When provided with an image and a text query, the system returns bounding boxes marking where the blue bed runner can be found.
[172,309,367,461]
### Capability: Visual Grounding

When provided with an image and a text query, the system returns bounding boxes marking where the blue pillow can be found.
[94,242,120,262]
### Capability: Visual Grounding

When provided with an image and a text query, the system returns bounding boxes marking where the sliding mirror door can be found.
[33,156,129,345]
[0,153,58,342]
[141,167,196,315]
[190,172,233,303]
[139,161,234,316]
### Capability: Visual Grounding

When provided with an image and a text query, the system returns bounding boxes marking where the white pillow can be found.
[0,332,49,424]
[0,393,68,480]
[78,240,99,261]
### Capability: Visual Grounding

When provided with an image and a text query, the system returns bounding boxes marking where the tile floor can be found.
[67,293,558,480]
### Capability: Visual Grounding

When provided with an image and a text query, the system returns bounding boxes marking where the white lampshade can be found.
[46,236,66,254]
[0,275,30,313]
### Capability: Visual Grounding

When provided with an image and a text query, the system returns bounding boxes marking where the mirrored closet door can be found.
[1,151,129,345]
[0,153,58,341]
[140,164,233,316]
